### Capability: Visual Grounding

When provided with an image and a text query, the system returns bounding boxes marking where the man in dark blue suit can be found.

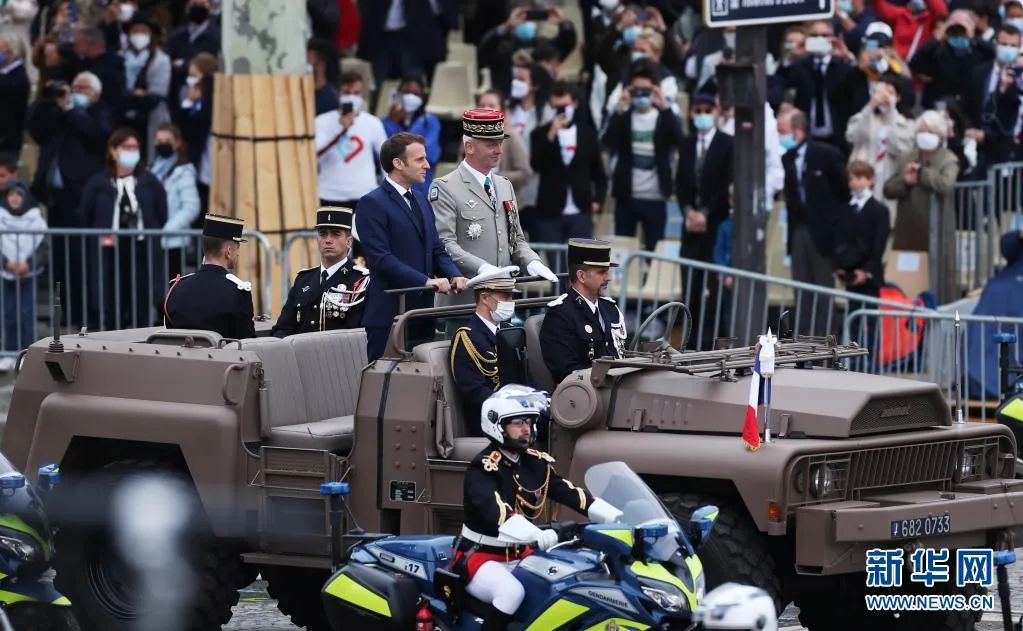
[356,132,467,362]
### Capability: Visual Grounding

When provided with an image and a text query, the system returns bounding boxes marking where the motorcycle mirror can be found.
[689,505,719,549]
[637,523,669,541]
[37,464,60,493]
[0,473,25,492]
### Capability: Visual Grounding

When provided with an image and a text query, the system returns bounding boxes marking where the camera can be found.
[340,102,353,115]
[631,87,652,98]
[41,80,69,101]
[525,8,550,20]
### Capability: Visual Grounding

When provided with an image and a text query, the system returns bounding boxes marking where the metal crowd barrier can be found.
[0,228,274,358]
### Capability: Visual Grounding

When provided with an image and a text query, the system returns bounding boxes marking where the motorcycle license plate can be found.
[890,515,951,539]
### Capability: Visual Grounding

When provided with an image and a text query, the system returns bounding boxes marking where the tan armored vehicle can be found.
[3,298,1021,631]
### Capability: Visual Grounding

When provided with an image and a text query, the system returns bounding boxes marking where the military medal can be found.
[466,221,483,240]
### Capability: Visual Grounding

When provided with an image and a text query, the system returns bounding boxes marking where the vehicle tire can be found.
[51,459,251,631]
[660,492,784,613]
[6,604,81,631]
[262,565,332,631]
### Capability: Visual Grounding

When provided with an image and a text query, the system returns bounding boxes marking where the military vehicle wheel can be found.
[52,459,250,631]
[263,566,332,631]
[660,492,784,613]
[6,604,81,631]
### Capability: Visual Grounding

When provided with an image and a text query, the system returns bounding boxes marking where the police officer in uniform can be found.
[163,214,256,339]
[449,266,520,434]
[272,207,370,337]
[540,238,627,384]
[431,109,558,306]
[457,390,622,630]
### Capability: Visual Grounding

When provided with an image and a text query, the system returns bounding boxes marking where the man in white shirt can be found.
[431,109,556,305]
[314,71,388,211]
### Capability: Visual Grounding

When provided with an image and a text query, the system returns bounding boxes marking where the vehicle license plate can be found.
[890,515,951,538]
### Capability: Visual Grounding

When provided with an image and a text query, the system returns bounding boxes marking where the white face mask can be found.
[492,300,515,323]
[916,131,940,151]
[806,35,832,56]
[401,92,423,113]
[510,78,530,100]
[185,75,200,88]
[599,0,619,9]
[129,33,150,50]
[339,94,363,112]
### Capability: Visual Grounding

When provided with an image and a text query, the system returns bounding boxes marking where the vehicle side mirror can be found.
[689,505,719,549]
[37,464,60,494]
[0,473,26,497]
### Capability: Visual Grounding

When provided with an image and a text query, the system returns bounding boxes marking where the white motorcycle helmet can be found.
[480,388,543,451]
[694,583,778,631]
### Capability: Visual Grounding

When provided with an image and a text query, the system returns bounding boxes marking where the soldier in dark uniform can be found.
[272,207,370,337]
[456,390,622,630]
[163,214,255,339]
[539,238,627,384]
[449,267,520,435]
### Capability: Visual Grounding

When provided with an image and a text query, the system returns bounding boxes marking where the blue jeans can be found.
[3,276,36,352]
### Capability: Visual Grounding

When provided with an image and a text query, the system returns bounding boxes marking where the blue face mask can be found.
[70,93,89,109]
[947,35,970,50]
[840,0,853,12]
[998,44,1019,65]
[515,21,536,42]
[623,25,641,45]
[633,96,652,110]
[864,39,881,50]
[118,149,141,170]
[1009,18,1023,31]
[779,134,798,150]
[693,113,715,131]
[1000,4,1006,17]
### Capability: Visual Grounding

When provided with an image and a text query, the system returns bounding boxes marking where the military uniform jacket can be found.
[164,263,256,340]
[449,315,501,436]
[463,444,593,538]
[431,162,539,305]
[539,288,626,384]
[271,259,370,337]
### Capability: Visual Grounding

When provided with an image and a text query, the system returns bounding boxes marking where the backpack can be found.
[876,284,934,369]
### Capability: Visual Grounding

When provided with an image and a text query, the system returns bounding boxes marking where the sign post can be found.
[709,0,833,343]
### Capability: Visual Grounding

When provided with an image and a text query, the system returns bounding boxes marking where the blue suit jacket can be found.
[356,181,461,328]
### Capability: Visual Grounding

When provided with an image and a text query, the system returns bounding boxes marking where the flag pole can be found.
[760,330,777,445]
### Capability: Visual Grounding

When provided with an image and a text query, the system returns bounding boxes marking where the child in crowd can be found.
[0,181,46,370]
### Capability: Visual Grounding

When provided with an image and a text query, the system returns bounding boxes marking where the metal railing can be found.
[0,228,274,357]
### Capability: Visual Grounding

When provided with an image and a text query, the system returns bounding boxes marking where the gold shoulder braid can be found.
[513,462,553,521]
[450,327,499,386]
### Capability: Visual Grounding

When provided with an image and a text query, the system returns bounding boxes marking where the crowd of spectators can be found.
[0,0,1020,354]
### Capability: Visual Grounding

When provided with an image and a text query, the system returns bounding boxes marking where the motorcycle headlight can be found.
[694,568,706,602]
[0,527,40,562]
[640,579,687,614]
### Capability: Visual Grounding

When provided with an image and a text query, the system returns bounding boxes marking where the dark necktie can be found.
[118,180,137,228]
[403,190,426,233]
[813,60,826,129]
[320,269,328,288]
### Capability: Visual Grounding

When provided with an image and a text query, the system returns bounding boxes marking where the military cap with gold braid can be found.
[202,213,247,243]
[466,265,522,294]
[463,108,509,140]
[315,206,354,230]
[567,238,619,268]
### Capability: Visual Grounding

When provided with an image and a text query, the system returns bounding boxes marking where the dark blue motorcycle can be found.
[321,461,717,630]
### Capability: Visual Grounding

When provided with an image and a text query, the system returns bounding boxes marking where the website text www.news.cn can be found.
[864,547,999,612]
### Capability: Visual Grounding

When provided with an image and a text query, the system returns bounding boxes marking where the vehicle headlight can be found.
[694,568,706,602]
[956,447,985,482]
[809,463,846,500]
[0,527,39,562]
[640,579,687,614]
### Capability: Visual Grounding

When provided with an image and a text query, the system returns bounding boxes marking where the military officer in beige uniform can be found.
[431,109,558,305]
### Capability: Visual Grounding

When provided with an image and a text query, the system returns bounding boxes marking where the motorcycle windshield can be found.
[584,461,680,562]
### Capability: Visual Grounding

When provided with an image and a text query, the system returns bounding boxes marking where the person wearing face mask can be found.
[873,0,948,63]
[79,127,168,329]
[164,213,256,340]
[834,0,878,56]
[910,10,994,109]
[307,38,339,116]
[166,0,221,107]
[151,123,199,278]
[602,60,682,252]
[384,76,441,192]
[479,5,578,99]
[477,89,533,193]
[963,24,1022,166]
[784,20,854,151]
[449,270,524,432]
[119,12,171,162]
[883,110,960,302]
[176,52,216,217]
[839,23,913,136]
[597,7,681,106]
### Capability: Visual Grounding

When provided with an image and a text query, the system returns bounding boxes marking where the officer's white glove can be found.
[498,514,543,544]
[535,529,559,551]
[478,263,500,276]
[527,260,558,283]
[587,498,623,524]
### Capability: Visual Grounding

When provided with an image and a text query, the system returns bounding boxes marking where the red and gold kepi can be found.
[202,213,247,243]
[316,206,353,231]
[462,108,508,140]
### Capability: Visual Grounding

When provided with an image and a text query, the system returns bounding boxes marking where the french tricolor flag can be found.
[742,333,776,451]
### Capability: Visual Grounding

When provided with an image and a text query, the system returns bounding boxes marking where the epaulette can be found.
[526,448,556,463]
[547,293,567,307]
[353,265,369,275]
[600,296,617,304]
[298,265,318,273]
[225,273,252,291]
[482,449,502,472]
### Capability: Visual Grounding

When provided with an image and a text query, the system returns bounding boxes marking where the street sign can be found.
[705,0,833,28]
